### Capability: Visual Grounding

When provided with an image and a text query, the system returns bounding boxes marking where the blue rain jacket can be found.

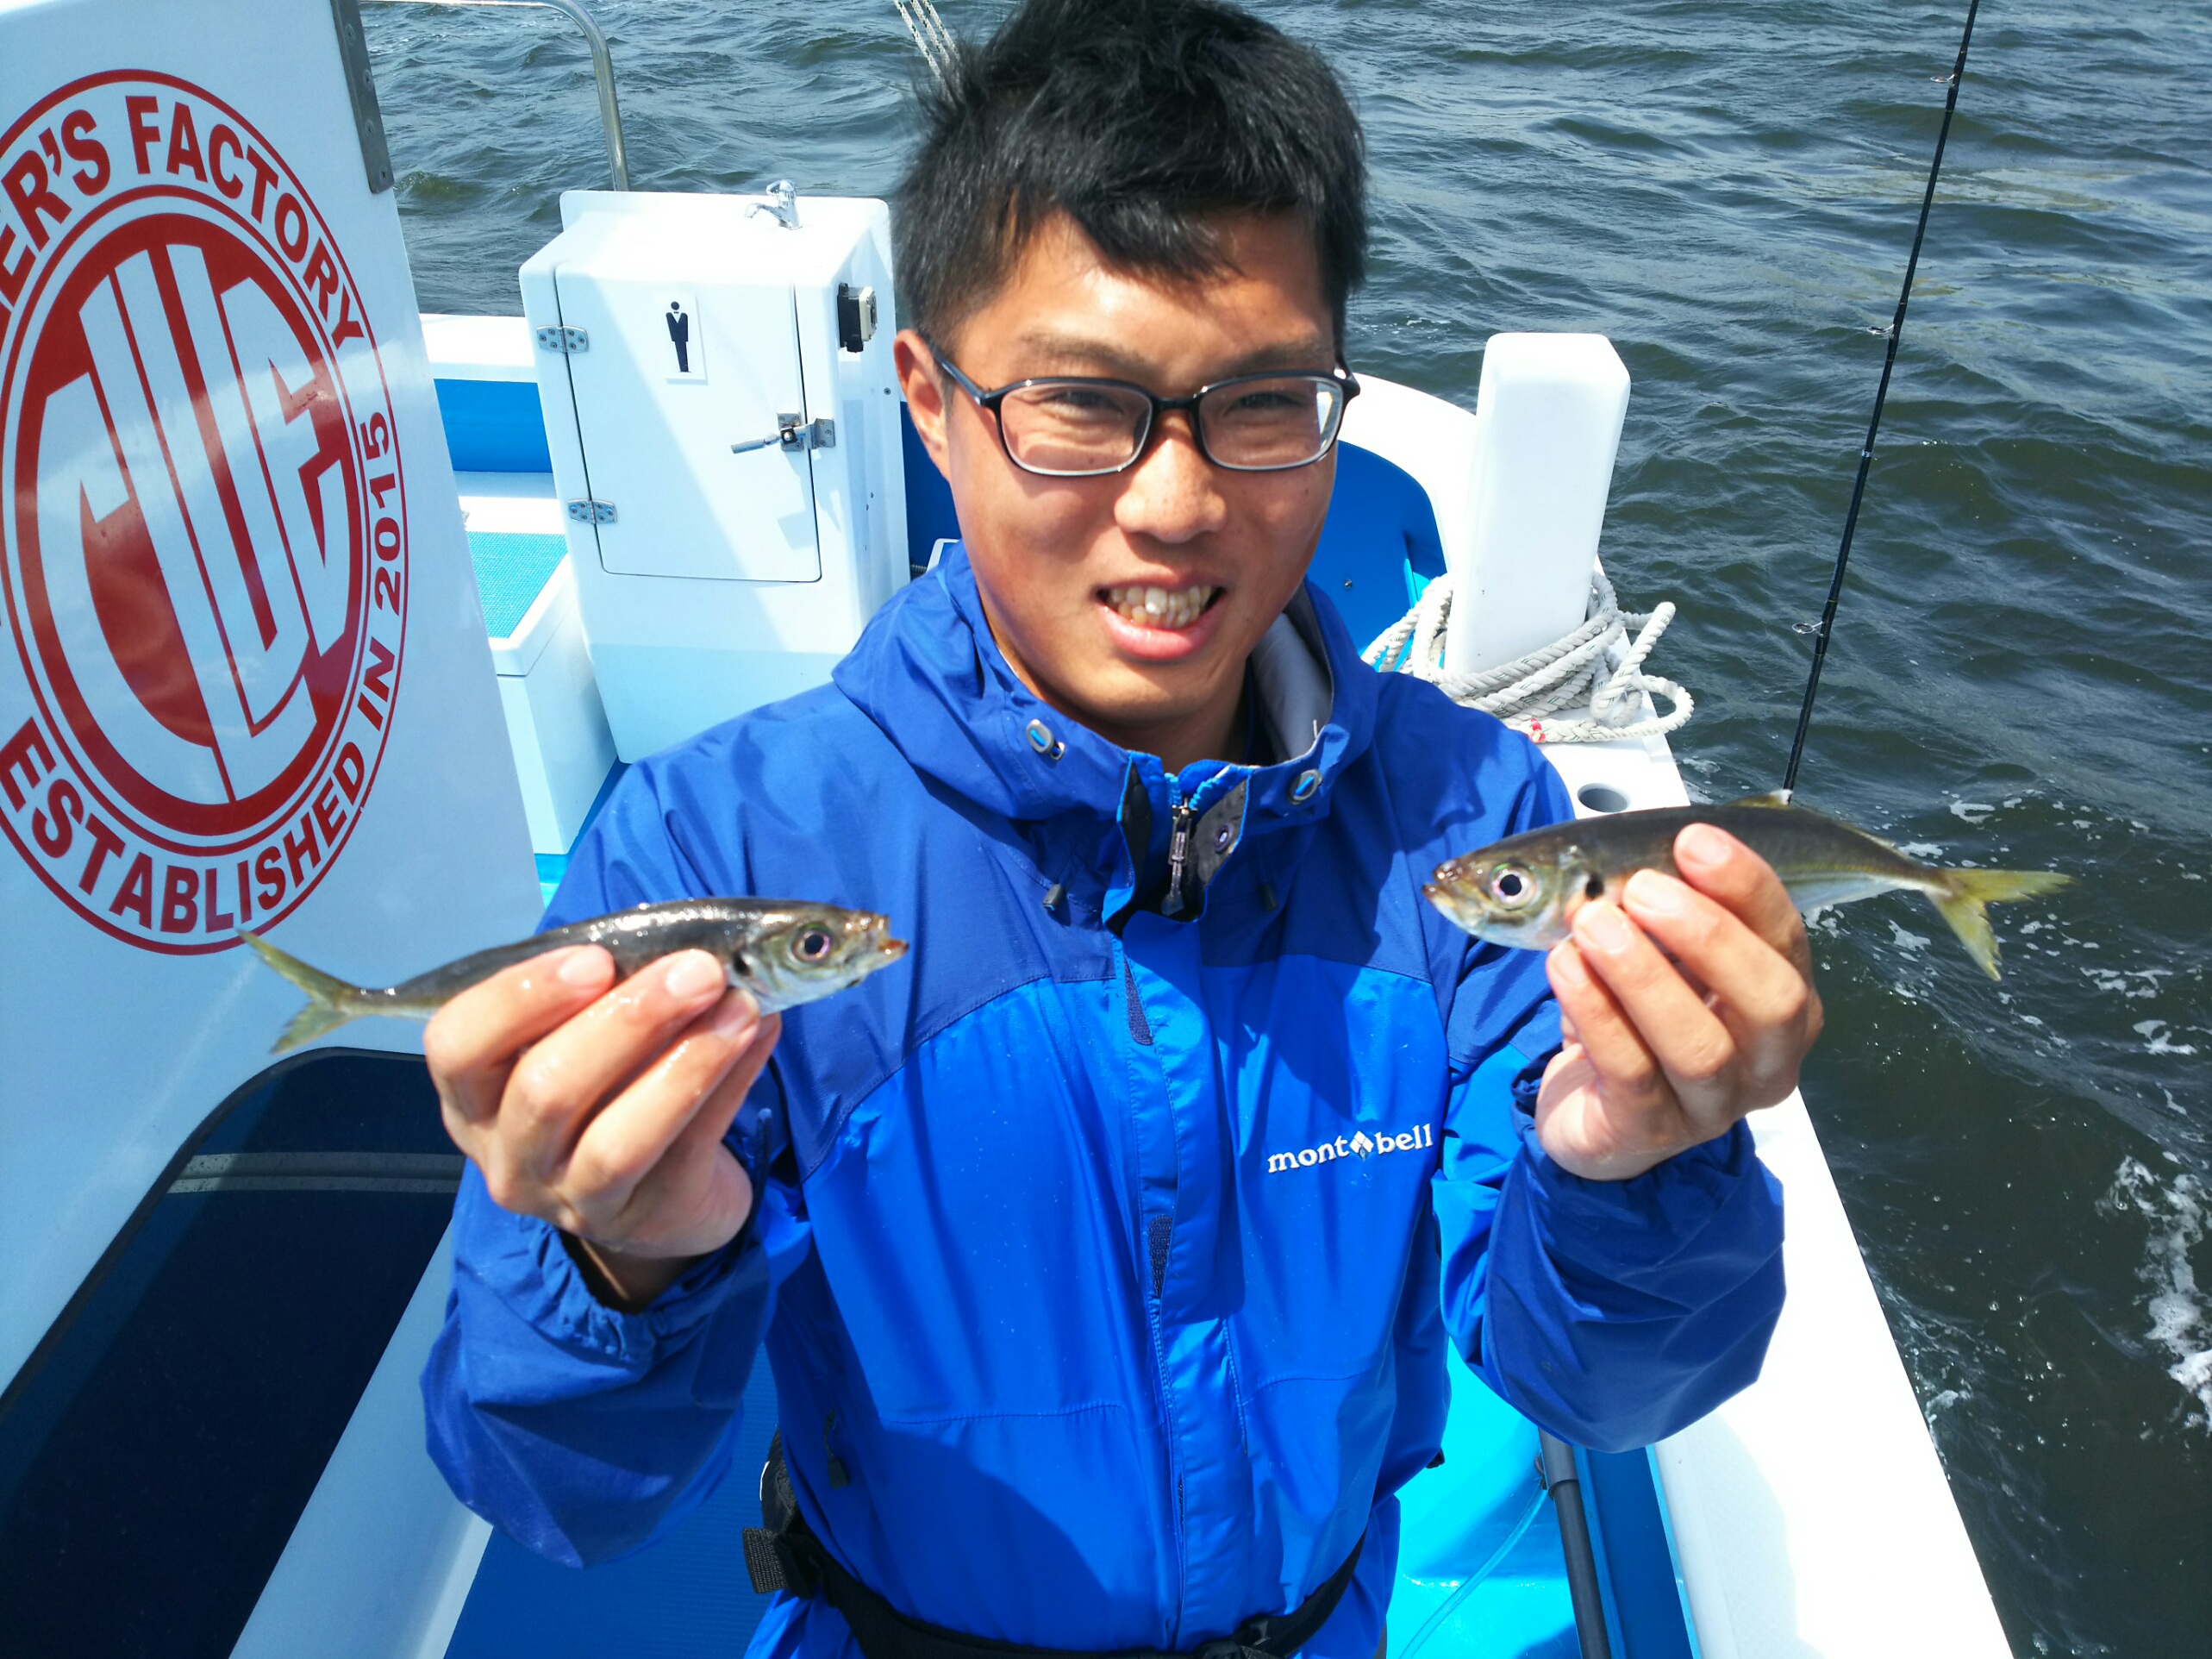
[423,548,1784,1659]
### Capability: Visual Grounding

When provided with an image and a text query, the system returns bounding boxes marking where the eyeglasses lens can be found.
[999,383,1153,476]
[1200,378,1345,471]
[997,376,1345,476]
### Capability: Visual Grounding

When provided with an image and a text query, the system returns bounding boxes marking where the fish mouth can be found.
[1422,879,1503,939]
[859,912,909,964]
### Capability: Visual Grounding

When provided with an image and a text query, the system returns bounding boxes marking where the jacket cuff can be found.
[451,1161,767,1372]
[1510,1108,1776,1280]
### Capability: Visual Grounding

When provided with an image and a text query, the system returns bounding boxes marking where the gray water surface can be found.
[366,3,2212,1650]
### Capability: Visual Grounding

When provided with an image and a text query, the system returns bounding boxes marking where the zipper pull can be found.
[1163,798,1194,916]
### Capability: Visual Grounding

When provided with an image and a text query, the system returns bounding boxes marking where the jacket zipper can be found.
[1161,782,1194,917]
[1113,931,1188,1631]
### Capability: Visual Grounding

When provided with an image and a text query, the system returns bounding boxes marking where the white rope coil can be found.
[1361,563,1694,744]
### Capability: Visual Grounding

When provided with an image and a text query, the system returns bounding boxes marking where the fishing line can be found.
[1782,0,1982,794]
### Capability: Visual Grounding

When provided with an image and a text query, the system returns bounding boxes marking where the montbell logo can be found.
[1265,1124,1434,1174]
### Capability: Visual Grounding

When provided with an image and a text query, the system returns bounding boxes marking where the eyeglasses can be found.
[927,342,1360,478]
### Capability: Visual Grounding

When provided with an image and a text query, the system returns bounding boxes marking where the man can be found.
[422,3,1809,1656]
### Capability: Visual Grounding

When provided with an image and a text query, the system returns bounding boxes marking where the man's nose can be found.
[1113,415,1228,545]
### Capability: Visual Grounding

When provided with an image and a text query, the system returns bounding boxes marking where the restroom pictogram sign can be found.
[0,72,405,952]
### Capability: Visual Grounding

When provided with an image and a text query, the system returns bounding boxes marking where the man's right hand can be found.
[425,945,782,1311]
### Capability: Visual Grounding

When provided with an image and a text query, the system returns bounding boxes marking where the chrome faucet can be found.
[750,179,800,230]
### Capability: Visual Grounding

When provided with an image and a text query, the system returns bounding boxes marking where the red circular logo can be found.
[0,73,404,952]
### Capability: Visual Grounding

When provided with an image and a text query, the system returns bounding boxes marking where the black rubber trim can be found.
[0,1046,414,1413]
[327,0,395,192]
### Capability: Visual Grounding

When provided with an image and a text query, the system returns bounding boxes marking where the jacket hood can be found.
[832,546,1380,840]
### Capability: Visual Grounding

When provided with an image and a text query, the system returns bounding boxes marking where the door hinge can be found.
[730,412,836,455]
[565,498,616,524]
[535,325,589,354]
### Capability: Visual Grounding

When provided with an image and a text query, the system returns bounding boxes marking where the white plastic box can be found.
[1338,335,1630,678]
[522,190,909,760]
[458,474,619,855]
[1451,334,1629,676]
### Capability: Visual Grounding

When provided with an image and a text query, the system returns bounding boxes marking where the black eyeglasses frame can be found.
[924,341,1361,478]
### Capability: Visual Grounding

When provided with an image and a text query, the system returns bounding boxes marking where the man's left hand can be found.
[1536,822,1823,1181]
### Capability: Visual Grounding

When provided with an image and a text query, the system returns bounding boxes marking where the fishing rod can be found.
[1540,1431,1614,1659]
[1782,0,1982,794]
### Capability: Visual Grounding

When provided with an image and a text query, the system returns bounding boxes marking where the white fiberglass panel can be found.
[0,0,538,1393]
[552,257,821,583]
[1655,1092,2012,1657]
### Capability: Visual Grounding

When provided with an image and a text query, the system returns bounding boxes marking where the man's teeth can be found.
[1103,585,1217,629]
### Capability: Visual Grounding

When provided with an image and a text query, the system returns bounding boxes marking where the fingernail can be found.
[665,951,725,999]
[1576,902,1634,952]
[709,991,759,1037]
[1678,823,1731,869]
[1625,869,1685,917]
[559,947,608,986]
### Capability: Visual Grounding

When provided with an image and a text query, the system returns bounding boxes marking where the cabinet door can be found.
[551,264,822,583]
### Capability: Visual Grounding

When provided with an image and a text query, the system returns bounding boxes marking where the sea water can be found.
[366,3,2212,1651]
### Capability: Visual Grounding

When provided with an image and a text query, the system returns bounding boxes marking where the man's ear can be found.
[894,330,953,482]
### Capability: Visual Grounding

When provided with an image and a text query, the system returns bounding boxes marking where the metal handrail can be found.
[361,0,630,190]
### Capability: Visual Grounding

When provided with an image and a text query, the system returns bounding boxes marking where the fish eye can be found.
[792,927,836,964]
[1489,865,1540,908]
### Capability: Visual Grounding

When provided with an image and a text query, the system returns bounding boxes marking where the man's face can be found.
[895,212,1338,757]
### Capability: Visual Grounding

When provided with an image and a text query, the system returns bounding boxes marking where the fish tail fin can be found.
[239,929,370,1053]
[1927,869,2073,980]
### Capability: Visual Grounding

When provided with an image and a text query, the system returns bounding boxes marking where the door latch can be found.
[837,284,878,352]
[731,413,836,455]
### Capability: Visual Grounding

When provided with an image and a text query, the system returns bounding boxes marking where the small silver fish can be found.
[1424,793,2070,979]
[241,898,908,1053]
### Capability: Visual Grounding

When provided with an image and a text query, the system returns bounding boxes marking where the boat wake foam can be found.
[2104,1157,2212,1430]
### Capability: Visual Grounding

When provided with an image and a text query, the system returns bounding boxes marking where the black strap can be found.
[744,1436,1364,1659]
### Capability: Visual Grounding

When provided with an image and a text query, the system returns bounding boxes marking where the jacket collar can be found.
[833,545,1378,843]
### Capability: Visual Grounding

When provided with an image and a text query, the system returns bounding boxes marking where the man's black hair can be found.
[894,0,1367,347]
